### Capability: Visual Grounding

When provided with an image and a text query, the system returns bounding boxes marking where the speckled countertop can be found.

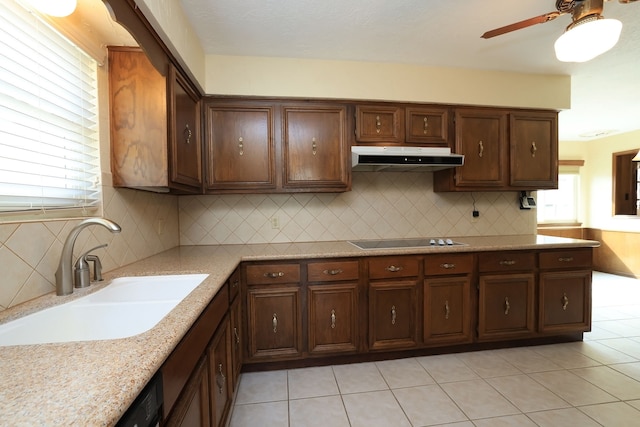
[0,235,599,426]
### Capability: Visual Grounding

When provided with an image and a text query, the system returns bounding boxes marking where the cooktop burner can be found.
[349,238,466,250]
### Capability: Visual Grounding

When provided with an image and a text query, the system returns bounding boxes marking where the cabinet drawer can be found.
[539,249,592,270]
[425,254,474,275]
[245,264,301,285]
[308,260,359,282]
[478,251,535,273]
[368,256,420,279]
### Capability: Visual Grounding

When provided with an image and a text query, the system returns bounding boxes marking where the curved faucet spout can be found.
[55,218,121,296]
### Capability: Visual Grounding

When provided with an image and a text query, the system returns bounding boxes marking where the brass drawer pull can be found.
[504,297,510,315]
[264,271,285,278]
[478,140,484,158]
[391,305,397,325]
[217,363,226,394]
[234,327,240,345]
[531,141,537,157]
[440,263,456,269]
[331,309,336,329]
[499,260,516,266]
[423,116,429,134]
[272,313,278,333]
[385,265,403,273]
[323,268,343,276]
[558,257,574,262]
[562,293,569,310]
[445,300,450,320]
[312,137,317,156]
[183,123,192,144]
[238,137,244,155]
[376,115,381,133]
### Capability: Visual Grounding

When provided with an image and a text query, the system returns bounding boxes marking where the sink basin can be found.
[0,274,208,346]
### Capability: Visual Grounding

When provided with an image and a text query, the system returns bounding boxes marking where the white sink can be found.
[0,274,208,346]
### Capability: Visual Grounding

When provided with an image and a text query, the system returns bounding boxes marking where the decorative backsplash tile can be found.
[179,172,536,245]
[0,186,179,311]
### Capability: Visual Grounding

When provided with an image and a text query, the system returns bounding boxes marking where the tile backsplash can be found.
[179,172,535,245]
[0,186,179,311]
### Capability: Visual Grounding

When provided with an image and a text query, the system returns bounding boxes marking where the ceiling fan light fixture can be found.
[554,16,622,62]
[21,0,77,17]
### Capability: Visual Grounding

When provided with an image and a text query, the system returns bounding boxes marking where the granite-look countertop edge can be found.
[0,234,599,426]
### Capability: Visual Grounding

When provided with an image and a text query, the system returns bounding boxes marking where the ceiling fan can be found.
[481,0,638,62]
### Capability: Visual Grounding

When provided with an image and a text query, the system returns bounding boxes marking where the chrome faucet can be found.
[55,218,121,296]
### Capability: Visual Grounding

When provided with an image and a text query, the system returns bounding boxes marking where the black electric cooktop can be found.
[349,238,466,250]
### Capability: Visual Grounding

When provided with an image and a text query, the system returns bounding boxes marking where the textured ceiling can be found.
[180,0,640,141]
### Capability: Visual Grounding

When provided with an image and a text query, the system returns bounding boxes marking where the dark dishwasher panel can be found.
[116,372,163,427]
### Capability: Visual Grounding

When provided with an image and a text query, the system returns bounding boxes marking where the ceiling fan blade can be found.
[481,11,562,39]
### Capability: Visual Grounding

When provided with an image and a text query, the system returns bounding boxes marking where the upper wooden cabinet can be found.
[204,99,351,194]
[355,104,450,147]
[434,108,558,192]
[205,102,276,192]
[108,47,202,193]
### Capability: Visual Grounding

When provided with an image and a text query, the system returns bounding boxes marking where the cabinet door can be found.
[369,281,418,350]
[164,357,210,427]
[169,65,203,191]
[478,273,535,341]
[246,286,303,360]
[229,297,242,393]
[355,105,404,143]
[424,276,472,345]
[283,105,350,190]
[539,270,591,334]
[510,112,558,188]
[209,322,231,427]
[206,104,276,191]
[405,107,450,146]
[109,47,168,188]
[453,109,508,187]
[308,283,359,355]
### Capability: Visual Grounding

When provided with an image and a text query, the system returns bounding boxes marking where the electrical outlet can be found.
[471,210,479,223]
[270,217,280,229]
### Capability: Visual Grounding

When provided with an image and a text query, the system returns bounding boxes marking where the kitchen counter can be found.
[0,235,599,426]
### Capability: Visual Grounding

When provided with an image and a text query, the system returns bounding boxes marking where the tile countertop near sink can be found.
[0,235,599,426]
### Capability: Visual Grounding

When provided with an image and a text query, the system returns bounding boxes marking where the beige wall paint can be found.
[205,55,571,110]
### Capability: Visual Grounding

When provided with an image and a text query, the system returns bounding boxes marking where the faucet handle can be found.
[74,244,108,288]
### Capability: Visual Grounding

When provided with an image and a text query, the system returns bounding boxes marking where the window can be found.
[537,163,581,224]
[0,1,100,219]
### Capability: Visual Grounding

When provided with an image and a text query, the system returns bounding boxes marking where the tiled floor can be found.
[229,272,640,426]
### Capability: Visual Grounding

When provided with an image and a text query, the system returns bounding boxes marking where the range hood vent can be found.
[352,146,464,172]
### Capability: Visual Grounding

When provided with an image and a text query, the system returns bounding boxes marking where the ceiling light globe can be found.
[23,0,77,17]
[554,18,622,62]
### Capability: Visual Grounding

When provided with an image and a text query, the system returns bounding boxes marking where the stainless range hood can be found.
[352,146,464,172]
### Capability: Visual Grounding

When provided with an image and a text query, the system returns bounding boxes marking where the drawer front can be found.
[539,249,592,270]
[368,256,420,279]
[478,251,535,273]
[245,263,301,285]
[425,253,474,276]
[308,260,359,282]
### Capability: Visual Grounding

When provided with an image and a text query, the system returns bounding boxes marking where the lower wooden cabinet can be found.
[208,320,231,427]
[478,273,535,341]
[539,270,592,334]
[229,296,242,393]
[369,281,418,350]
[163,357,210,427]
[308,283,358,355]
[246,286,303,360]
[424,276,472,345]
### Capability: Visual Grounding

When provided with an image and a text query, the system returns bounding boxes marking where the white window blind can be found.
[0,1,100,215]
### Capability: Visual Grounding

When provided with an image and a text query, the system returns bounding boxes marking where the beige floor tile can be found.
[529,370,617,406]
[342,390,411,427]
[487,374,570,412]
[571,365,640,400]
[563,340,638,364]
[530,344,602,369]
[288,366,339,399]
[393,384,467,426]
[228,401,289,427]
[579,401,640,427]
[375,357,435,389]
[432,423,474,427]
[235,371,288,405]
[472,414,538,426]
[416,354,480,383]
[289,395,349,427]
[455,350,521,378]
[598,337,640,359]
[626,398,640,411]
[611,361,640,381]
[440,379,520,420]
[492,347,564,373]
[526,407,601,427]
[332,362,388,394]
